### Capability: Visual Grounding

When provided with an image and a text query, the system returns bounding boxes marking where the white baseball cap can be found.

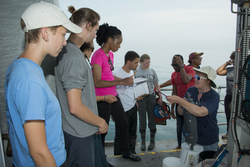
[193,66,217,88]
[21,1,82,33]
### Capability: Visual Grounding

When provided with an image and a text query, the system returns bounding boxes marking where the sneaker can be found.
[222,133,228,139]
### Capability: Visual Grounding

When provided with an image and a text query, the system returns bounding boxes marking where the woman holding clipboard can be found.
[134,54,162,151]
[91,23,141,163]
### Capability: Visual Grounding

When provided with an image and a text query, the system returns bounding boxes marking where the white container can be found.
[180,142,204,167]
[162,157,184,167]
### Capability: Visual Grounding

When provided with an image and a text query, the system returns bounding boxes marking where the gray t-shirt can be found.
[55,41,98,138]
[226,66,234,95]
[134,66,159,94]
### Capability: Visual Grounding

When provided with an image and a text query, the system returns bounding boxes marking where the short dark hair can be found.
[124,51,140,65]
[140,54,150,62]
[173,54,184,62]
[230,51,235,60]
[80,42,92,52]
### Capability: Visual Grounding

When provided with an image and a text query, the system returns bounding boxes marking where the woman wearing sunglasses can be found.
[166,66,220,152]
[187,52,203,69]
[91,23,141,162]
[80,41,118,167]
[80,41,117,103]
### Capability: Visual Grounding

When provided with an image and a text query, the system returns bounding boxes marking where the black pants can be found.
[176,104,184,147]
[114,104,137,155]
[224,94,232,132]
[97,96,129,153]
[60,159,69,167]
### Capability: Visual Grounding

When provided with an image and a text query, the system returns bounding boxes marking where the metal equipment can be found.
[227,0,250,166]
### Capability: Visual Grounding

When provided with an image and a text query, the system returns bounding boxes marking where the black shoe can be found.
[131,150,136,154]
[108,162,114,167]
[122,153,141,161]
[114,152,122,156]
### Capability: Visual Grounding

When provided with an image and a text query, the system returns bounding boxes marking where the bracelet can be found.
[103,95,107,101]
[179,65,184,68]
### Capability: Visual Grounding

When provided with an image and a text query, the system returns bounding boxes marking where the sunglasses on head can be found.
[194,75,207,80]
[171,63,179,67]
[108,58,114,71]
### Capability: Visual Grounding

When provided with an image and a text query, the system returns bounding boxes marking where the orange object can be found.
[131,71,137,78]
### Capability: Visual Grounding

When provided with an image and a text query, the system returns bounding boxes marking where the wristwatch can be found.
[179,65,184,68]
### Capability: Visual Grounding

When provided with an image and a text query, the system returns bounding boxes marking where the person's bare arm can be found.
[174,56,192,84]
[67,89,108,133]
[155,82,162,105]
[96,95,117,103]
[24,120,57,167]
[92,64,133,87]
[113,75,122,80]
[180,68,193,84]
[216,60,232,76]
[177,105,184,116]
[160,79,171,88]
[166,95,209,117]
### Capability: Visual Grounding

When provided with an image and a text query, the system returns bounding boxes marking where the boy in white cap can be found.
[5,2,81,167]
[166,66,220,151]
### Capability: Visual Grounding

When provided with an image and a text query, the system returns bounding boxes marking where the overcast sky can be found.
[59,0,238,84]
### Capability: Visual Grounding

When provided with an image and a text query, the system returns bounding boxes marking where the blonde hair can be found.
[140,54,150,62]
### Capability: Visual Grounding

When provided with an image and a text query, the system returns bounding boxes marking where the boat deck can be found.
[105,135,227,167]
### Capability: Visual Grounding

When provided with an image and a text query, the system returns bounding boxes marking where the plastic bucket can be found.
[199,151,216,162]
[180,142,204,167]
[162,157,184,167]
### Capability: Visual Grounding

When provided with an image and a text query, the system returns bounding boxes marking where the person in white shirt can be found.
[113,51,142,155]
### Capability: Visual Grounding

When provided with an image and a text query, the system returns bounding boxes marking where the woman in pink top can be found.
[91,23,141,162]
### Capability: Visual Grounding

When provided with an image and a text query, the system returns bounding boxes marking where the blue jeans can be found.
[64,131,95,167]
[203,141,219,152]
[94,134,109,167]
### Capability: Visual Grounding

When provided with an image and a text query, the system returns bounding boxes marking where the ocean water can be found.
[104,51,229,142]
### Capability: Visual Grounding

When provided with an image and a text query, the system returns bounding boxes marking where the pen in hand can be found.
[154,88,168,97]
[131,71,137,78]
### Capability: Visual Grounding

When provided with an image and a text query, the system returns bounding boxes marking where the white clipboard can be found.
[134,82,150,98]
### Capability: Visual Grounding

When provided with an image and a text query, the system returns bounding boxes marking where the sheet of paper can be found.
[134,82,149,98]
[134,78,148,84]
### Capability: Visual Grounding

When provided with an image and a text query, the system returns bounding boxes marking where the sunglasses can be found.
[108,58,114,71]
[171,63,179,67]
[194,75,207,80]
[192,57,202,59]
